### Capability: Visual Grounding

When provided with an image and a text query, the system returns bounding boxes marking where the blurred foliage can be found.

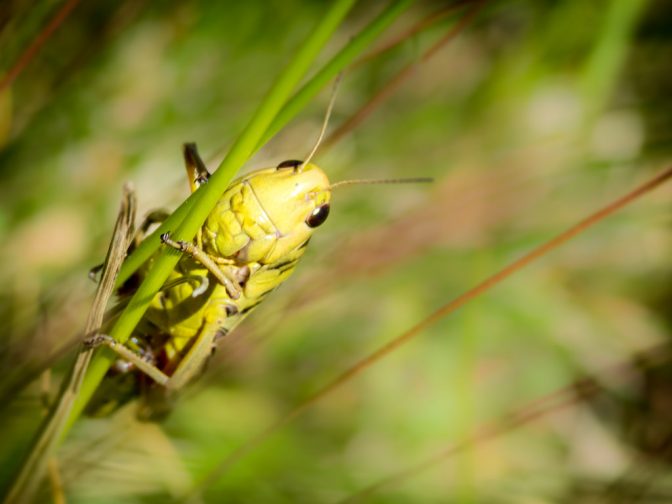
[0,0,671,502]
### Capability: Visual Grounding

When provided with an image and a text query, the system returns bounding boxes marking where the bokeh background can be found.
[0,0,671,502]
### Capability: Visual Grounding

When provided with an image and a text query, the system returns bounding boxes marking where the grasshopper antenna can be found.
[329,177,433,190]
[300,73,342,170]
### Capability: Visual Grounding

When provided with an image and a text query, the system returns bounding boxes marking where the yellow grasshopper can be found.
[86,147,330,416]
[87,136,430,417]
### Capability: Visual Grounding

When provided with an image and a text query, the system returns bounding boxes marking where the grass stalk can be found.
[64,0,359,435]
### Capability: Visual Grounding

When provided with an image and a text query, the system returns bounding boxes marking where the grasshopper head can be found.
[249,160,331,233]
[244,160,331,261]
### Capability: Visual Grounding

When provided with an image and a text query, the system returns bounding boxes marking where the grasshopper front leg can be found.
[160,232,245,299]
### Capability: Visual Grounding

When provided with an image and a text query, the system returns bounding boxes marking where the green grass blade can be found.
[256,0,415,149]
[64,0,359,435]
[5,186,136,504]
[115,189,197,286]
[116,0,414,288]
[580,0,648,124]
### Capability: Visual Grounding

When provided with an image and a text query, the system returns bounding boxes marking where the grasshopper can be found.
[87,137,430,417]
[86,145,334,416]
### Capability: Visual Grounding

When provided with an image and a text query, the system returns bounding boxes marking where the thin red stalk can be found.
[340,345,671,502]
[322,0,485,151]
[0,0,81,92]
[354,0,472,68]
[186,164,672,496]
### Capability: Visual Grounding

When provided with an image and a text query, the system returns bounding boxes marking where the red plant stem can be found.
[184,164,672,499]
[0,0,81,93]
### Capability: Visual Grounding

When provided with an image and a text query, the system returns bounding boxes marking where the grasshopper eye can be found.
[276,159,303,171]
[305,204,330,228]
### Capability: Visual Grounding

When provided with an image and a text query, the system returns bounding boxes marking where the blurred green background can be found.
[0,0,671,502]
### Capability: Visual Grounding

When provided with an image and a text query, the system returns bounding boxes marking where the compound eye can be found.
[305,204,330,228]
[276,159,303,171]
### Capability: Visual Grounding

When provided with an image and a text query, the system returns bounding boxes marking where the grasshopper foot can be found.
[83,333,113,350]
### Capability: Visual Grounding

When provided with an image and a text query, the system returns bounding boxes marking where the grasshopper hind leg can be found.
[85,331,169,418]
